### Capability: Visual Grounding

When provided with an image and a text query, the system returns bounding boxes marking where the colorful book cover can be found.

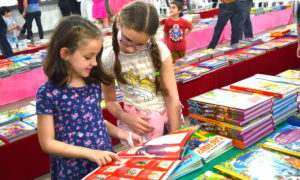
[259,124,300,157]
[230,75,300,98]
[0,121,35,142]
[22,115,37,129]
[277,69,300,80]
[0,109,20,126]
[83,129,196,180]
[187,129,232,162]
[189,89,272,111]
[254,74,300,86]
[168,148,203,179]
[214,147,300,180]
[194,171,231,180]
[16,104,36,118]
[8,54,31,62]
[197,60,227,68]
[186,67,210,76]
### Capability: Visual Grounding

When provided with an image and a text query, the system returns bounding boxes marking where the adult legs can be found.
[207,3,234,49]
[59,6,71,16]
[230,0,249,45]
[33,11,44,39]
[25,12,34,39]
[243,0,253,38]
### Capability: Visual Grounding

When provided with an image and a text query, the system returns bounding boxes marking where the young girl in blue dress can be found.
[36,15,141,179]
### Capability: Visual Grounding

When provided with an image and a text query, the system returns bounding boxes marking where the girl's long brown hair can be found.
[112,1,167,95]
[43,15,113,87]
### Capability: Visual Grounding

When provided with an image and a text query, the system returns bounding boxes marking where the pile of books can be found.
[230,74,300,125]
[196,59,229,70]
[0,102,37,143]
[188,89,274,149]
[175,64,210,83]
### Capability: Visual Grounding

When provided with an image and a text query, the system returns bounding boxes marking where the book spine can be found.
[189,114,243,131]
[214,165,252,180]
[258,143,300,158]
[230,85,283,98]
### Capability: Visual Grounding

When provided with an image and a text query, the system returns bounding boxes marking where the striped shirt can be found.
[102,41,171,112]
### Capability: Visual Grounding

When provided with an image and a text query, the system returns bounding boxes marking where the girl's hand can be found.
[22,12,26,17]
[123,131,143,146]
[86,149,120,166]
[123,113,154,136]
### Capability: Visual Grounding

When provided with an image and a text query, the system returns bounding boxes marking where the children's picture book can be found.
[0,121,36,142]
[230,75,300,98]
[259,124,300,158]
[7,54,31,62]
[176,72,199,83]
[189,89,272,116]
[0,109,20,126]
[186,129,232,163]
[214,147,300,180]
[194,171,231,180]
[22,115,37,129]
[16,104,36,118]
[83,129,195,180]
[277,69,300,80]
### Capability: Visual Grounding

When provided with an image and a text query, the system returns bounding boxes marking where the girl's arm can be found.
[7,25,18,31]
[164,32,168,44]
[102,83,154,135]
[105,120,142,146]
[37,114,120,166]
[161,56,182,132]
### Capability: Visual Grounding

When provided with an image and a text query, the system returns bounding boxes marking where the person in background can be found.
[297,3,300,58]
[17,0,27,39]
[58,0,81,16]
[1,7,22,44]
[36,16,141,179]
[101,1,183,144]
[164,1,192,63]
[23,0,44,41]
[92,0,110,28]
[0,15,13,58]
[243,0,253,38]
[207,0,249,49]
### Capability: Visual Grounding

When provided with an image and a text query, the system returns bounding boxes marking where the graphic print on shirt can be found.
[169,24,183,43]
[121,71,155,102]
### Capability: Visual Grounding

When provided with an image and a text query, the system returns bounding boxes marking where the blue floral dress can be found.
[36,82,113,180]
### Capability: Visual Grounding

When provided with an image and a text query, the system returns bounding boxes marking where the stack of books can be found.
[5,62,30,76]
[7,54,31,62]
[188,89,274,149]
[196,59,229,70]
[0,121,36,142]
[230,74,300,125]
[176,56,199,65]
[200,49,224,57]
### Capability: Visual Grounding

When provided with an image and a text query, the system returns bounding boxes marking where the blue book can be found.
[259,124,300,157]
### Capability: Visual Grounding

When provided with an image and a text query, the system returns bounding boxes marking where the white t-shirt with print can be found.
[102,41,171,112]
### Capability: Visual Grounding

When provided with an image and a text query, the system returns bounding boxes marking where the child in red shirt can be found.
[164,1,192,63]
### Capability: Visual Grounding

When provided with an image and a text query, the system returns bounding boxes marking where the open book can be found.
[82,128,195,180]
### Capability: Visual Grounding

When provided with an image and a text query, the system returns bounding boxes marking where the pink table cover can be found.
[0,68,47,105]
[186,8,293,52]
[0,9,293,106]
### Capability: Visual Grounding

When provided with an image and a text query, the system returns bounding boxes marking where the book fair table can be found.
[1,41,300,179]
[185,8,293,52]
